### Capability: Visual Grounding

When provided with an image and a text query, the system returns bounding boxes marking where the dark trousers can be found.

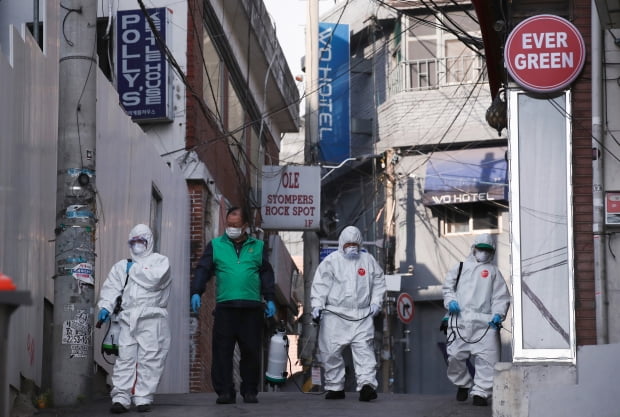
[211,305,263,397]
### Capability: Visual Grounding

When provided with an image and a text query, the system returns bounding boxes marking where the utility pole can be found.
[52,0,98,406]
[380,148,395,392]
[383,148,396,274]
[300,0,320,371]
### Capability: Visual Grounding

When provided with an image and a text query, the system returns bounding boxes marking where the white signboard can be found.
[261,166,320,230]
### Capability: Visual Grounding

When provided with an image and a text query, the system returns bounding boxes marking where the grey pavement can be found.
[24,392,493,417]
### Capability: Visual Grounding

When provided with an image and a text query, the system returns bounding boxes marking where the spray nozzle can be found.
[113,295,123,315]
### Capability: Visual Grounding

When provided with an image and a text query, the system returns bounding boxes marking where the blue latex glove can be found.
[489,313,503,330]
[265,300,276,318]
[191,294,201,313]
[98,308,110,323]
[448,300,460,314]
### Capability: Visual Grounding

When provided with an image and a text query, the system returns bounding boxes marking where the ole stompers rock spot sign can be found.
[504,14,586,93]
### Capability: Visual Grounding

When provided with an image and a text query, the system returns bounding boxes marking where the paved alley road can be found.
[27,392,493,417]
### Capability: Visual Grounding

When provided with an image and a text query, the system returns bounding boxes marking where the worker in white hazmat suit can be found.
[442,233,510,407]
[97,224,171,414]
[311,226,386,402]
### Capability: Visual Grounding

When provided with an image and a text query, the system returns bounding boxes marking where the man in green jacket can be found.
[190,206,276,404]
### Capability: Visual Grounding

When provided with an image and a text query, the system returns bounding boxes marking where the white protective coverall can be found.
[97,224,171,408]
[311,226,386,392]
[442,233,510,399]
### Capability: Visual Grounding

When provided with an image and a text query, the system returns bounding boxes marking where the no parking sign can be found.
[396,292,415,324]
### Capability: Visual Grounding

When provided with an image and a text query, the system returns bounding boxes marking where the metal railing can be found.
[388,54,488,95]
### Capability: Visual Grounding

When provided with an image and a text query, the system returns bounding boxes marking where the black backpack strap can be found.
[440,262,464,335]
[124,258,133,289]
[454,262,463,290]
[113,259,133,315]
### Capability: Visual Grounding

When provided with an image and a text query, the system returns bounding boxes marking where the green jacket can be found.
[212,235,263,302]
[192,234,275,305]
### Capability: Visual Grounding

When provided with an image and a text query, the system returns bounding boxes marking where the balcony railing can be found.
[388,54,488,95]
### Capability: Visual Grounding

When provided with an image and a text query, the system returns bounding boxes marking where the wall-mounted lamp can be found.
[485,89,507,136]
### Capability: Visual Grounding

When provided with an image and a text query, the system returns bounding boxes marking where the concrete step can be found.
[528,343,620,417]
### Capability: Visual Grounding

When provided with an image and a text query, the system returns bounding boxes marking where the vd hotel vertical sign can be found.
[117,8,173,122]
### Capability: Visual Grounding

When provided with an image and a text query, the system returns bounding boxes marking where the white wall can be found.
[0,0,59,391]
[0,1,190,395]
[603,30,620,344]
[95,73,190,394]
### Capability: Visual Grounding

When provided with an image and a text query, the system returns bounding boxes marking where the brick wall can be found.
[572,0,596,346]
[186,0,221,389]
[184,0,258,392]
[188,180,216,392]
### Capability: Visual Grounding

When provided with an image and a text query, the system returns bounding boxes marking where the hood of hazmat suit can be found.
[128,223,155,260]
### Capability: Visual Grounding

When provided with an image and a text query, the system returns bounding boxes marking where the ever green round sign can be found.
[504,14,586,93]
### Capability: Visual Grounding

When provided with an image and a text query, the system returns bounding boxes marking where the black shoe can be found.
[110,402,129,414]
[473,395,488,406]
[359,385,378,402]
[243,393,258,403]
[136,404,152,412]
[456,387,469,402]
[216,393,236,404]
[325,390,345,400]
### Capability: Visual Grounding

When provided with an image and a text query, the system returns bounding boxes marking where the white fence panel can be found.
[0,8,59,391]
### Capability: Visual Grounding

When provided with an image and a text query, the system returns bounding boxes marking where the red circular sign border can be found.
[396,292,415,324]
[504,14,586,93]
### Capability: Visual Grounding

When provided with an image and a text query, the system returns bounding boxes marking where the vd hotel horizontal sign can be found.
[504,14,586,93]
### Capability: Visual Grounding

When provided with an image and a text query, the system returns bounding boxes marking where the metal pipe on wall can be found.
[591,0,608,344]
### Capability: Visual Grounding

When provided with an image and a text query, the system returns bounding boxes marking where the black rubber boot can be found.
[325,390,345,400]
[473,395,488,406]
[359,385,378,402]
[456,387,469,401]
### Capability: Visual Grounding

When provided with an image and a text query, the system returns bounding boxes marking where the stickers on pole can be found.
[71,262,94,285]
[61,309,93,358]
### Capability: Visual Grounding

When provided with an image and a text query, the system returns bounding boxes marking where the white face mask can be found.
[131,243,147,256]
[226,227,243,240]
[474,249,491,263]
[343,246,360,259]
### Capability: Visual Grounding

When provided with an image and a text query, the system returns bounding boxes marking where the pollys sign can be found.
[261,166,320,231]
[505,14,585,93]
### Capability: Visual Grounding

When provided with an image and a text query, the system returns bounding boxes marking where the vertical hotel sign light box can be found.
[318,22,350,164]
[117,8,173,123]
